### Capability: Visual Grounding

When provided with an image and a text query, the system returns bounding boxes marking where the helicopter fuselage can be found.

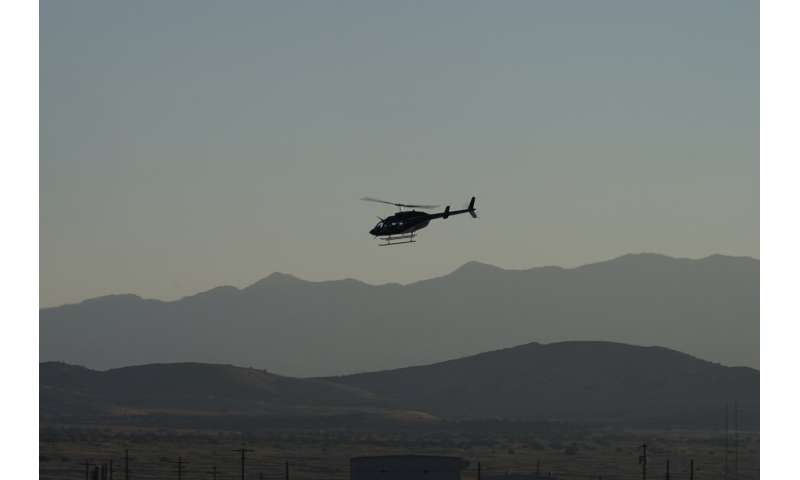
[369,211,430,237]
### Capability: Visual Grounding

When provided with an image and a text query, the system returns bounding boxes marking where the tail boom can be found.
[429,196,477,219]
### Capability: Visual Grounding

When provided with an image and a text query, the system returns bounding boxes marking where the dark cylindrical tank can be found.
[351,455,468,480]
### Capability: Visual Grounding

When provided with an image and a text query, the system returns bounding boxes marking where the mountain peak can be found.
[265,271,300,282]
[246,272,304,290]
[576,252,686,271]
[77,293,144,307]
[612,252,676,262]
[450,261,505,276]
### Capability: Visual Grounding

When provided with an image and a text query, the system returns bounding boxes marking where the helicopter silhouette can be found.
[363,196,477,246]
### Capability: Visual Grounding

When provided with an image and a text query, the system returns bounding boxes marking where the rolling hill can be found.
[39,253,759,376]
[325,341,759,427]
[40,361,379,416]
[41,341,759,428]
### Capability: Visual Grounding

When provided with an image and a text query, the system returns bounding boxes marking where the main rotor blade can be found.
[361,196,439,209]
[361,196,399,206]
[401,203,440,209]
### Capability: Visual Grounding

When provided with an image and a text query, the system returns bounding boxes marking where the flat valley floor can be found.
[40,425,759,480]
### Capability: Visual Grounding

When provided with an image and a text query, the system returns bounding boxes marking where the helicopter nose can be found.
[369,227,377,236]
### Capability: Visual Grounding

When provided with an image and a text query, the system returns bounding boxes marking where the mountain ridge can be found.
[40,253,759,375]
[44,253,757,309]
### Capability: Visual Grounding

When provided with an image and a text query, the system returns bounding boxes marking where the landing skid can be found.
[379,233,417,246]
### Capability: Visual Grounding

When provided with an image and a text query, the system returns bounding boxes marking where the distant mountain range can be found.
[40,253,759,376]
[40,341,759,428]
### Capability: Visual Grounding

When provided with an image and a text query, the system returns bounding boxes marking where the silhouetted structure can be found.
[164,456,186,480]
[82,460,96,480]
[124,450,132,480]
[484,473,558,480]
[639,444,647,480]
[233,448,254,480]
[351,455,468,480]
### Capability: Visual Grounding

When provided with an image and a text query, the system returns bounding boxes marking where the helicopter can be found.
[362,196,477,246]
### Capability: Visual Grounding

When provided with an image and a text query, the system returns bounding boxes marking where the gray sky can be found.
[41,0,758,307]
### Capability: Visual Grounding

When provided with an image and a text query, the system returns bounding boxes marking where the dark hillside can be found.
[40,362,377,415]
[327,341,759,428]
[41,340,758,428]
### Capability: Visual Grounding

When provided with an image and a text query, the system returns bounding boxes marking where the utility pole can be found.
[664,459,669,480]
[208,465,218,480]
[724,403,729,480]
[177,457,185,480]
[286,460,290,480]
[638,444,647,480]
[124,450,130,480]
[735,400,739,480]
[164,456,187,480]
[689,459,694,480]
[109,459,113,480]
[82,460,96,480]
[477,462,481,480]
[233,447,254,480]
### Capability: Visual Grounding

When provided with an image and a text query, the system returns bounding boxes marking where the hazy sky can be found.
[41,1,758,307]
